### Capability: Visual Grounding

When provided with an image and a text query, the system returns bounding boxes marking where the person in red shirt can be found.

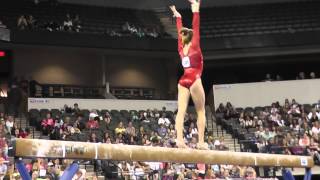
[86,116,99,129]
[169,0,207,149]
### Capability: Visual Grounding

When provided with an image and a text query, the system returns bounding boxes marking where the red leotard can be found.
[176,12,203,89]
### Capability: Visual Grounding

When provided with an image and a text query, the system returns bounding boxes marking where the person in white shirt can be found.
[308,109,320,120]
[311,122,320,136]
[5,115,14,133]
[158,114,171,127]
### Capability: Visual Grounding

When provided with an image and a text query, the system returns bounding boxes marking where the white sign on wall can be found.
[28,98,178,111]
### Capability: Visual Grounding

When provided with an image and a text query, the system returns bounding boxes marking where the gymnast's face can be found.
[180,28,193,46]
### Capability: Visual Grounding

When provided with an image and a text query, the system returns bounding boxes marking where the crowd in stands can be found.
[264,71,317,82]
[3,0,166,38]
[216,99,320,166]
[17,13,82,33]
[0,99,262,179]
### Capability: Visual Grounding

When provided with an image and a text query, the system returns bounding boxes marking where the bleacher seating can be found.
[0,0,165,36]
[181,1,320,38]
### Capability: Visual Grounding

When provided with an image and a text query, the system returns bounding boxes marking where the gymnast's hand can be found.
[188,0,200,12]
[169,5,182,18]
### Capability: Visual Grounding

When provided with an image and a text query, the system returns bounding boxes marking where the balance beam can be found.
[13,139,314,168]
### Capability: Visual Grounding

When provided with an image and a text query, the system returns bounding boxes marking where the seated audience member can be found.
[86,116,99,129]
[45,20,60,31]
[162,163,175,180]
[0,157,7,180]
[63,14,73,31]
[72,103,81,115]
[27,15,36,29]
[130,111,139,121]
[0,21,7,29]
[5,115,14,133]
[73,115,85,130]
[103,131,111,143]
[264,73,273,81]
[125,121,136,137]
[244,115,253,129]
[89,132,100,143]
[239,112,245,128]
[311,122,320,136]
[158,114,170,127]
[297,72,306,80]
[41,113,55,135]
[157,123,167,138]
[189,122,198,137]
[115,121,126,135]
[308,109,320,122]
[89,109,99,120]
[216,103,226,114]
[299,133,310,147]
[17,15,28,30]
[275,74,282,81]
[99,115,111,132]
[73,14,81,32]
[309,72,316,79]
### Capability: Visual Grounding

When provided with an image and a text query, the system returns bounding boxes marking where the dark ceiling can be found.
[58,0,308,9]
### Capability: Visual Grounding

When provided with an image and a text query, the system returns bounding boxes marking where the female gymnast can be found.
[169,0,207,149]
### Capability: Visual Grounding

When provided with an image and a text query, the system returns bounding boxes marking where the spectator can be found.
[63,14,73,31]
[86,116,99,129]
[275,74,282,81]
[308,109,320,122]
[299,133,310,147]
[244,115,253,129]
[89,110,99,120]
[17,15,28,30]
[125,121,136,137]
[264,73,272,81]
[89,132,100,143]
[73,14,81,32]
[72,103,81,115]
[27,15,36,29]
[114,121,126,135]
[72,115,84,130]
[5,115,14,134]
[167,124,175,134]
[41,113,55,135]
[158,113,170,127]
[311,122,320,136]
[297,72,306,80]
[310,72,316,79]
[0,21,7,29]
[45,20,60,31]
[157,123,167,138]
[130,111,139,121]
[189,122,198,137]
[0,157,7,180]
[162,163,175,180]
[99,115,111,132]
[102,131,111,143]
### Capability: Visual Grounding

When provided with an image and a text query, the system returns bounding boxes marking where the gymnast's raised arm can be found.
[189,0,200,49]
[169,5,183,52]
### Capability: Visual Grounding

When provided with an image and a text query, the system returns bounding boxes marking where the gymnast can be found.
[169,0,207,149]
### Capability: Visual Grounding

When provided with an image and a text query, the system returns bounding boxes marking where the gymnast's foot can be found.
[175,139,188,148]
[197,142,209,150]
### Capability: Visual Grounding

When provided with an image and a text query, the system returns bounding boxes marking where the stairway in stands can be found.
[205,107,241,152]
[153,7,178,38]
[15,117,104,179]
